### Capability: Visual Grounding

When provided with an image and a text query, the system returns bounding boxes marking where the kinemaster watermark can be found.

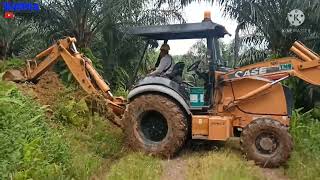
[1,1,40,19]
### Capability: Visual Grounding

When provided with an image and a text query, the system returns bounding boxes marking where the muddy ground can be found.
[17,71,65,106]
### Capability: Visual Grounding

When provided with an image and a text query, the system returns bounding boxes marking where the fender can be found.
[128,84,191,115]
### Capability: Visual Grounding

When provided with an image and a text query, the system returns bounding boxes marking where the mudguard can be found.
[128,76,191,115]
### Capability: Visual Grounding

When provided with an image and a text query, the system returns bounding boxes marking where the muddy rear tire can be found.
[240,118,293,168]
[123,94,188,158]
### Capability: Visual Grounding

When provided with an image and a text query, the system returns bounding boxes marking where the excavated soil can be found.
[17,71,65,106]
[16,71,122,127]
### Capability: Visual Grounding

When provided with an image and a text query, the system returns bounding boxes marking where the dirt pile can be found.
[18,71,65,106]
[16,71,121,127]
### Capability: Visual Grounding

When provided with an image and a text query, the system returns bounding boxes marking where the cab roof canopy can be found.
[129,20,230,40]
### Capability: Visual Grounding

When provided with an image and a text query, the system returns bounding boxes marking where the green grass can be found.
[0,57,25,73]
[51,90,125,179]
[62,115,124,179]
[186,151,264,180]
[0,81,71,179]
[59,117,123,179]
[0,80,124,179]
[287,109,320,180]
[107,153,163,180]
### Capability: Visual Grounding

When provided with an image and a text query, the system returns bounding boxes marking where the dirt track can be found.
[161,139,289,180]
[162,157,186,180]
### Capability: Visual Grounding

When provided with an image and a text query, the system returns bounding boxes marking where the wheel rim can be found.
[139,110,168,142]
[255,132,279,155]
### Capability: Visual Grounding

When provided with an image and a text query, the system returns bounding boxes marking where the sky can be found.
[168,1,238,55]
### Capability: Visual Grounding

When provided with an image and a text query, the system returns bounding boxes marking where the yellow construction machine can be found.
[4,14,320,168]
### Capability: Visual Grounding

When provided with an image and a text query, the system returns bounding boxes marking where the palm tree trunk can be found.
[233,22,244,67]
[3,42,8,60]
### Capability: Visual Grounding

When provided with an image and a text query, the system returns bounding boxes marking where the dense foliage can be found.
[0,81,71,179]
[215,0,320,65]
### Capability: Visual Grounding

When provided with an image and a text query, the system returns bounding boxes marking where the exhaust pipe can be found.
[290,41,320,62]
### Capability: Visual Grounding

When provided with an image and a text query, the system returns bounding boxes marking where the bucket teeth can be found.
[2,70,26,82]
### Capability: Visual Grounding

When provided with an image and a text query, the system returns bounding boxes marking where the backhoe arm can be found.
[3,37,125,127]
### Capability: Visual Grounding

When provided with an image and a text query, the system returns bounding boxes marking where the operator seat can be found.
[167,62,185,83]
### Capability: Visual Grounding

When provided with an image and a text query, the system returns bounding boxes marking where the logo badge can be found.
[287,9,305,27]
[4,11,14,19]
[1,2,40,19]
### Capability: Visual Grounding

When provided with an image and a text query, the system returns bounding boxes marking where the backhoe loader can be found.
[4,13,320,168]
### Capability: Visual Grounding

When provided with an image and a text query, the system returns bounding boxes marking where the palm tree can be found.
[29,0,107,48]
[0,18,39,59]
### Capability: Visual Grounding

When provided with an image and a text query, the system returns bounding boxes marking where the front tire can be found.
[123,94,188,158]
[240,118,293,168]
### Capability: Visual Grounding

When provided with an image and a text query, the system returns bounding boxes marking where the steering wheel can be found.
[187,60,201,72]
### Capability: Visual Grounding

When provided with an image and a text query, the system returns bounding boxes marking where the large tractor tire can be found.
[123,94,188,158]
[240,118,293,168]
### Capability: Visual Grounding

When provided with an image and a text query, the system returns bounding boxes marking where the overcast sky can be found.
[168,1,238,55]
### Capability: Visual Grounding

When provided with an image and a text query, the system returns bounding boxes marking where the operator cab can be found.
[128,11,230,111]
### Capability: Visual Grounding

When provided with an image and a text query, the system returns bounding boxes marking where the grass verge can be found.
[287,109,320,180]
[107,153,163,180]
[61,115,124,179]
[186,150,264,180]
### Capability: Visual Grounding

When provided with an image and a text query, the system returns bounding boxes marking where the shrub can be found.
[0,57,25,73]
[53,96,90,128]
[290,109,320,154]
[287,109,320,180]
